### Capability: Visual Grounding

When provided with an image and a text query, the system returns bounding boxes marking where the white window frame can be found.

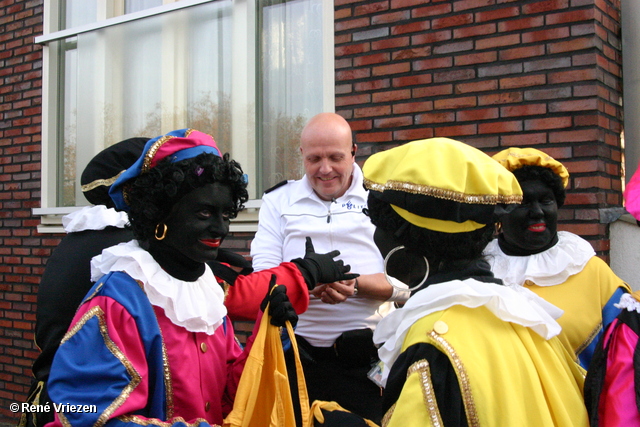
[33,0,335,233]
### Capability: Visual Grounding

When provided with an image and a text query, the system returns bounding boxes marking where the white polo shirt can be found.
[251,164,394,347]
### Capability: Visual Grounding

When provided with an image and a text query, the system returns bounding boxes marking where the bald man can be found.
[250,113,407,423]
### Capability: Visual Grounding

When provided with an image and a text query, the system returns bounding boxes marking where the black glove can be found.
[290,237,359,290]
[260,275,298,327]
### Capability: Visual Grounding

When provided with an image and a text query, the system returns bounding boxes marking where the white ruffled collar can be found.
[484,231,595,287]
[373,278,563,386]
[91,240,227,335]
[63,205,129,233]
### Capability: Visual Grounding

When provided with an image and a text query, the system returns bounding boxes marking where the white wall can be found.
[610,215,640,290]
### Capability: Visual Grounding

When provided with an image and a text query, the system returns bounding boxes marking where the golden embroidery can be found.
[82,281,105,304]
[58,412,71,427]
[140,128,200,173]
[59,306,142,427]
[157,321,175,420]
[382,402,396,427]
[117,415,218,426]
[364,178,522,205]
[81,170,126,192]
[142,135,175,173]
[408,359,443,427]
[576,322,602,358]
[428,330,480,427]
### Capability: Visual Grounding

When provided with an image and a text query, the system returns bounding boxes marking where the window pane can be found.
[259,0,326,189]
[64,0,98,28]
[51,0,328,207]
[61,1,236,206]
[126,0,164,14]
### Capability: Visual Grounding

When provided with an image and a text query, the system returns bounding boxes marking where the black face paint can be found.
[151,182,234,272]
[500,180,559,255]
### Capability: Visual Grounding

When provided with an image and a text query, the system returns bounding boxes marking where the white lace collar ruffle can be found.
[484,231,595,287]
[373,278,563,386]
[615,292,640,314]
[91,240,227,335]
[63,205,129,233]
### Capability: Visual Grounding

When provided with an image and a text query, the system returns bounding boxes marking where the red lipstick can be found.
[200,238,221,248]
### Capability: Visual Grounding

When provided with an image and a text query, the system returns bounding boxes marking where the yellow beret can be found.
[363,138,523,233]
[492,147,569,188]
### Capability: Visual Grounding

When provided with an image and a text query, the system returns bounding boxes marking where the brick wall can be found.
[335,0,623,258]
[0,0,45,424]
[0,0,626,425]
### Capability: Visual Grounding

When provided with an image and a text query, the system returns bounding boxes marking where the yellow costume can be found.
[486,237,629,367]
[375,279,589,427]
[363,139,589,427]
[488,147,630,368]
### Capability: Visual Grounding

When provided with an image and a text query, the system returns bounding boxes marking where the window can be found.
[36,0,334,220]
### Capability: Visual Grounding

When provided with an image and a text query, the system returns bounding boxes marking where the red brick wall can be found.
[0,0,45,423]
[0,0,626,424]
[335,0,623,258]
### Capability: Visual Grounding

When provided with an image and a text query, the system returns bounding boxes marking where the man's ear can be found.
[351,143,357,157]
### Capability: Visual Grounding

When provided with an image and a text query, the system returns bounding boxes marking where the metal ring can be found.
[383,245,429,292]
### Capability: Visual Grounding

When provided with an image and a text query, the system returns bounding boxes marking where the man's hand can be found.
[310,279,356,304]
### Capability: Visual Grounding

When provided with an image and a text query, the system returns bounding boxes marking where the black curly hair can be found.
[366,193,494,263]
[512,165,566,207]
[126,152,248,241]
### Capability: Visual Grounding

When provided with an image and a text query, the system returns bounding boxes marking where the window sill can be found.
[32,200,262,234]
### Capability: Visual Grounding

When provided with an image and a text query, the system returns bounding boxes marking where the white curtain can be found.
[259,0,326,189]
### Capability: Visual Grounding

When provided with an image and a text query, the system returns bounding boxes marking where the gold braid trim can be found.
[381,402,396,427]
[156,321,175,420]
[141,128,197,173]
[408,359,444,427]
[60,306,142,427]
[81,170,126,193]
[428,330,480,427]
[142,135,175,173]
[364,178,522,205]
[117,415,219,426]
[576,322,602,360]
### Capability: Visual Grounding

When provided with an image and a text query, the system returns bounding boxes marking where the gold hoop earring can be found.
[383,245,429,292]
[155,223,168,241]
[495,222,503,235]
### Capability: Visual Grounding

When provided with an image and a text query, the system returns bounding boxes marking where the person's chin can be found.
[522,233,553,252]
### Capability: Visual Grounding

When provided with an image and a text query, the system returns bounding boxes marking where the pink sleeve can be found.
[599,319,640,426]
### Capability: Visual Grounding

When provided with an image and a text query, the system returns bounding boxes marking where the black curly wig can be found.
[366,193,494,263]
[126,152,248,241]
[512,165,566,207]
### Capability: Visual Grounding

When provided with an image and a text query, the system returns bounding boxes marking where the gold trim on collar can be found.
[81,170,126,193]
[60,306,142,427]
[364,178,523,205]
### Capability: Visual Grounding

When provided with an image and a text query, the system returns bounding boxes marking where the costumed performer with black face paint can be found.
[484,147,630,369]
[45,129,303,427]
[364,138,588,426]
[20,137,148,427]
